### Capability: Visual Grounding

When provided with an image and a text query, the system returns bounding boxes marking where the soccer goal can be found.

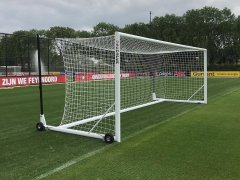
[36,32,207,143]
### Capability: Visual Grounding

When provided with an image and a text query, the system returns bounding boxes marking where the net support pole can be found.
[152,71,156,100]
[203,49,208,104]
[115,32,121,142]
[37,34,46,125]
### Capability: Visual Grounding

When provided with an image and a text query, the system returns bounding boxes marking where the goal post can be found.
[36,32,207,143]
[115,32,121,142]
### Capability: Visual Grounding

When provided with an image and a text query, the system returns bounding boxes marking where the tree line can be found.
[1,6,240,68]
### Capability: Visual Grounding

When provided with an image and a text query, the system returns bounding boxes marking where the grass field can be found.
[0,78,240,179]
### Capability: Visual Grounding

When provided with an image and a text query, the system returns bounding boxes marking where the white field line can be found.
[33,108,195,180]
[33,87,240,180]
[33,146,112,179]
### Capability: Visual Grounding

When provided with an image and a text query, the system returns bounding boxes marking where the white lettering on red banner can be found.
[0,75,66,87]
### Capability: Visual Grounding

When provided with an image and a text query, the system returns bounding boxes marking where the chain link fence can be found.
[0,33,64,77]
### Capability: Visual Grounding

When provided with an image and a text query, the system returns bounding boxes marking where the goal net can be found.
[44,32,207,143]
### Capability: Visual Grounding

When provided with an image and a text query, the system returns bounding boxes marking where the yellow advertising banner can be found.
[49,72,61,75]
[191,71,240,78]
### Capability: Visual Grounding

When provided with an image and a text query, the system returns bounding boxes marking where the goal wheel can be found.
[104,133,114,144]
[36,122,45,131]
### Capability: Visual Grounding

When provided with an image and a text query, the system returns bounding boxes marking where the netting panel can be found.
[119,35,204,111]
[58,36,116,135]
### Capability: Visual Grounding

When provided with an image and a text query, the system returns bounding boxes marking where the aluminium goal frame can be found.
[37,32,207,143]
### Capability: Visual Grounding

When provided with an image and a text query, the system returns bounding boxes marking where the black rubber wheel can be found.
[104,133,114,144]
[36,122,45,131]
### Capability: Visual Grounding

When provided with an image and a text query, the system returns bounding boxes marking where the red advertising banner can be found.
[0,75,66,87]
[74,72,136,82]
[0,71,188,88]
[0,73,136,87]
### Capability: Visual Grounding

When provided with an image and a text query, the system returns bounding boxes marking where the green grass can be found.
[52,89,240,180]
[0,78,240,179]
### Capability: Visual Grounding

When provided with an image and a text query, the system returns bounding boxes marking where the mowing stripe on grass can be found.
[33,145,114,179]
[34,108,196,180]
[34,87,240,180]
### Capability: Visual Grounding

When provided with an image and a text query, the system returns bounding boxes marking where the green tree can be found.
[183,7,236,64]
[152,14,183,43]
[93,22,119,36]
[231,16,240,64]
[4,31,36,71]
[122,22,150,37]
[75,30,92,38]
[46,26,76,38]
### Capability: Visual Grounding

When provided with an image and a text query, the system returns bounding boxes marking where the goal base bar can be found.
[159,98,206,104]
[46,125,107,140]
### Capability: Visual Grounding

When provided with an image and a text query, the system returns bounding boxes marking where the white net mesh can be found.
[57,33,206,138]
[120,35,205,109]
[57,36,116,135]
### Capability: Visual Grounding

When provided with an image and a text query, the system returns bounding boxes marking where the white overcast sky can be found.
[1,0,240,33]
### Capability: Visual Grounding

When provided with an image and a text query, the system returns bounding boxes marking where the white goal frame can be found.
[38,32,207,143]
